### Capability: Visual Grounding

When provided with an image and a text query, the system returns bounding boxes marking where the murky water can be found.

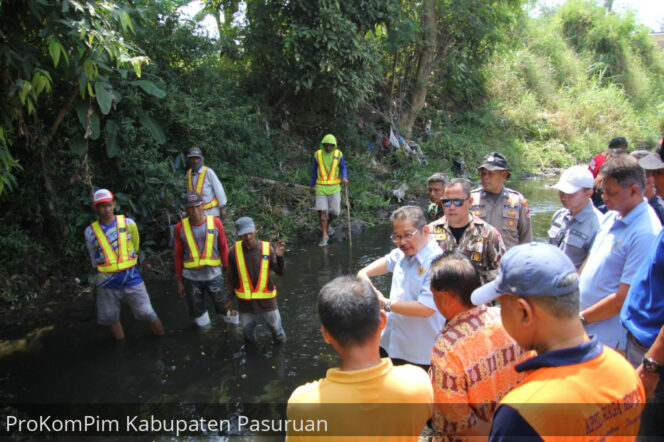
[0,178,559,437]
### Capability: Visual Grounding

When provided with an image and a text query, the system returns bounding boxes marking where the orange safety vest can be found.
[187,166,219,210]
[182,215,221,269]
[234,241,276,300]
[315,149,342,185]
[499,346,645,441]
[90,215,138,273]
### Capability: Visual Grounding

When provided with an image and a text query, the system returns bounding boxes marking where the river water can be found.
[0,179,559,438]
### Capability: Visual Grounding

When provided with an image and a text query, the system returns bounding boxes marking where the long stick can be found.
[345,184,352,246]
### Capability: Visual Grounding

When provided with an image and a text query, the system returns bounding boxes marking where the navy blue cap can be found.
[471,242,579,305]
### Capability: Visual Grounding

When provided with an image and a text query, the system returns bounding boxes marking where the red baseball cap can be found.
[93,189,114,206]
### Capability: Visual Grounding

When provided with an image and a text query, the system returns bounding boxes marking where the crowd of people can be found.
[83,134,664,439]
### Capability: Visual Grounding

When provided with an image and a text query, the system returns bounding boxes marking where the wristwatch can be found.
[385,300,391,313]
[642,355,663,373]
[579,314,588,327]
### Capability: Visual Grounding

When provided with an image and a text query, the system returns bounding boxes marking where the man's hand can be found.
[220,206,227,219]
[637,364,660,399]
[176,280,185,298]
[342,178,349,186]
[274,240,286,257]
[310,186,316,194]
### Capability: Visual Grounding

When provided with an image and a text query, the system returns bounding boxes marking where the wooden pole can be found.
[345,183,352,246]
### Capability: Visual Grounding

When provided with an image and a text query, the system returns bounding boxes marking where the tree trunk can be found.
[399,0,435,137]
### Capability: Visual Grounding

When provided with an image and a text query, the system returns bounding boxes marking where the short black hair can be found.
[608,137,628,150]
[430,253,481,308]
[427,172,448,186]
[600,154,645,192]
[445,178,472,198]
[317,276,381,346]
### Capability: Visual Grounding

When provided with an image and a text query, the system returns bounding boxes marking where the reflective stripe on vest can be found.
[187,166,219,209]
[182,215,221,269]
[315,149,342,185]
[500,347,645,440]
[90,215,137,273]
[234,241,276,300]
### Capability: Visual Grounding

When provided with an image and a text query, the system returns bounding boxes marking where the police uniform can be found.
[548,202,602,269]
[429,215,505,284]
[470,187,532,250]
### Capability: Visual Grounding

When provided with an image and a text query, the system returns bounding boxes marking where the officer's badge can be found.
[508,219,516,227]
[471,252,481,262]
[417,266,426,276]
[474,210,483,216]
[434,226,443,233]
[507,210,516,217]
[522,199,530,215]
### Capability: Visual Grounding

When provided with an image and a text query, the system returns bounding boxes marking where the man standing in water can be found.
[357,206,445,371]
[470,152,532,249]
[310,134,348,247]
[227,217,287,344]
[174,192,229,327]
[84,189,164,340]
[186,147,228,219]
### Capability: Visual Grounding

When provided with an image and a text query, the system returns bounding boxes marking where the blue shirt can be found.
[621,229,664,362]
[381,241,445,365]
[580,200,661,350]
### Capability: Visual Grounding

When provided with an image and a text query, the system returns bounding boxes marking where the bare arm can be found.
[637,325,664,398]
[580,283,630,323]
[357,257,389,278]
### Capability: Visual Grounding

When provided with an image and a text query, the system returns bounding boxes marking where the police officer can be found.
[186,147,228,219]
[470,152,532,249]
[548,165,602,269]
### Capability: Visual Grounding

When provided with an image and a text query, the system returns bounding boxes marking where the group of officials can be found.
[289,140,664,440]
[83,131,664,439]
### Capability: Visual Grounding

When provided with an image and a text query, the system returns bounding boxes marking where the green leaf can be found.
[89,111,100,140]
[119,11,134,33]
[69,137,87,157]
[48,38,61,68]
[131,80,166,98]
[139,114,165,144]
[95,81,113,114]
[104,120,120,158]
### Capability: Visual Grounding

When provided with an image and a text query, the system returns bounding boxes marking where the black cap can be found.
[477,152,510,175]
[184,192,203,208]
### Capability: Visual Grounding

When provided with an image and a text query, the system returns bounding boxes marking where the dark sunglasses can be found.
[442,198,469,207]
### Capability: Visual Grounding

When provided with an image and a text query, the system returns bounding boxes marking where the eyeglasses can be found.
[390,228,421,243]
[442,198,469,207]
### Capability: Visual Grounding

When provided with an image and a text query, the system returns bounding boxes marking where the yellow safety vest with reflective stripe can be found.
[234,241,276,300]
[182,215,221,269]
[315,149,342,185]
[90,215,138,273]
[187,166,219,210]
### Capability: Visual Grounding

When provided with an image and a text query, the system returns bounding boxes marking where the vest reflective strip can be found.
[234,241,276,300]
[315,149,341,185]
[187,166,219,209]
[182,215,221,269]
[91,215,137,273]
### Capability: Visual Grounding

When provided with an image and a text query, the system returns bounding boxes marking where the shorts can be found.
[96,282,158,325]
[315,193,341,216]
[183,274,227,318]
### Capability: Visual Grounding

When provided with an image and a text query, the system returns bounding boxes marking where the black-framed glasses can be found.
[390,228,422,243]
[442,198,469,207]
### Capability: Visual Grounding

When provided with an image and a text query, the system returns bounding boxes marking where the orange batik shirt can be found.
[429,305,530,438]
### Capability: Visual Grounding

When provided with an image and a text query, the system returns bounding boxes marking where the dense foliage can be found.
[0,0,662,302]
